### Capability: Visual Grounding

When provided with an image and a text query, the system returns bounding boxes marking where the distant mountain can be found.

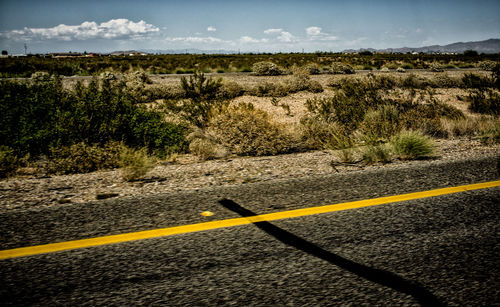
[343,38,500,54]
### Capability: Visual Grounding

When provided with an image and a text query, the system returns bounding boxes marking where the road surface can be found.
[1,155,499,306]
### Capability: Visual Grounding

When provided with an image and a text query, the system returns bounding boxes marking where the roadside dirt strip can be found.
[0,155,498,251]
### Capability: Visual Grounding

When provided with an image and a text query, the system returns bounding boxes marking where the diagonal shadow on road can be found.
[219,198,443,307]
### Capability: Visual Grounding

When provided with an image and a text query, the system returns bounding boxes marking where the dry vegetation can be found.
[1,61,499,198]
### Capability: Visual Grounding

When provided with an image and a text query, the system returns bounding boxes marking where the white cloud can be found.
[1,19,159,41]
[306,26,337,41]
[207,26,216,32]
[263,28,283,35]
[239,36,268,44]
[263,28,296,43]
[306,26,322,36]
[165,36,224,43]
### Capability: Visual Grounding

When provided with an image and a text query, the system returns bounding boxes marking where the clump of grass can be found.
[120,147,155,181]
[361,144,393,165]
[479,122,500,145]
[335,148,357,163]
[390,130,437,160]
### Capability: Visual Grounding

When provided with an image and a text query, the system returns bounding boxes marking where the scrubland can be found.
[1,60,499,185]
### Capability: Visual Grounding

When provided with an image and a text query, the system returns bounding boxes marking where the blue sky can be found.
[1,0,499,54]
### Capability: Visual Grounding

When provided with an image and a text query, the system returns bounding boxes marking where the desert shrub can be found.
[299,117,352,150]
[217,81,244,99]
[306,79,381,131]
[252,61,283,76]
[31,71,52,82]
[99,71,118,81]
[148,84,185,100]
[250,81,288,97]
[187,129,228,161]
[208,103,296,156]
[239,66,252,72]
[119,147,155,181]
[401,74,429,89]
[397,90,464,136]
[430,73,462,88]
[478,61,497,71]
[327,62,355,74]
[390,130,437,160]
[373,75,398,89]
[429,63,444,72]
[361,144,393,164]
[401,63,414,69]
[359,105,401,144]
[0,76,188,160]
[299,64,321,75]
[178,71,226,127]
[0,145,19,178]
[468,89,500,116]
[48,141,124,174]
[284,74,323,93]
[461,73,493,89]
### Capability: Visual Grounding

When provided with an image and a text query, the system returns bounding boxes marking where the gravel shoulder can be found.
[0,137,497,212]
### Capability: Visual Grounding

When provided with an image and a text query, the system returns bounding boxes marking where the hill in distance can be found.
[343,38,500,54]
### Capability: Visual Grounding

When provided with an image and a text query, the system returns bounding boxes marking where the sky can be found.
[1,0,499,54]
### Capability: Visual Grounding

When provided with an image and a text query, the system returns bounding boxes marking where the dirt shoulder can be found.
[0,137,497,212]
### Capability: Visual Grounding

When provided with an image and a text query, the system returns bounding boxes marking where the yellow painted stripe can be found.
[1,180,499,260]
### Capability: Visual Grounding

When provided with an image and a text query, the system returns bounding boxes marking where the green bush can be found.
[0,76,188,160]
[252,61,283,76]
[305,79,380,132]
[178,71,226,127]
[391,130,437,160]
[208,103,296,156]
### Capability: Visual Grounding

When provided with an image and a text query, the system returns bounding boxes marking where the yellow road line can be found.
[1,180,499,260]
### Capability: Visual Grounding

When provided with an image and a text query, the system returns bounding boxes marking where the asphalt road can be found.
[0,155,499,306]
